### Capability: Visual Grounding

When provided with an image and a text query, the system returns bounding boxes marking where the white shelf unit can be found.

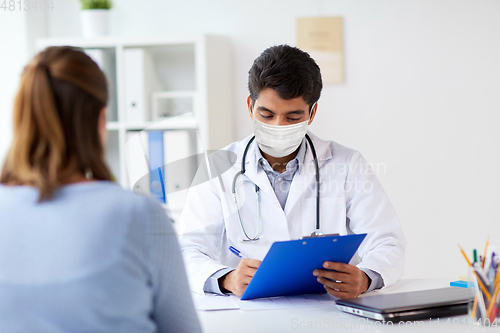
[36,34,234,220]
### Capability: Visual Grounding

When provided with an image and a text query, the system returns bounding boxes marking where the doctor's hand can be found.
[218,259,261,297]
[313,262,370,299]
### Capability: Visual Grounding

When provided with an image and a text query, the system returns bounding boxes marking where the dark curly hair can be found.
[248,45,322,111]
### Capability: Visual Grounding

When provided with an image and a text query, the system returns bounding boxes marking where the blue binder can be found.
[148,131,166,204]
[240,233,367,300]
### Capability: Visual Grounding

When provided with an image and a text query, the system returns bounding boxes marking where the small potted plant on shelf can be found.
[80,0,113,38]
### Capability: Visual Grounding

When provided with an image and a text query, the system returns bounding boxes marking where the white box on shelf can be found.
[84,48,118,122]
[151,91,197,120]
[123,48,162,123]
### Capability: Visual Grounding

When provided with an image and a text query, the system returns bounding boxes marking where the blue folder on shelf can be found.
[148,131,166,204]
[240,233,367,300]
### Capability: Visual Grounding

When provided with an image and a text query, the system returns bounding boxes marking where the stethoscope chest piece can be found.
[309,231,324,238]
[237,235,264,243]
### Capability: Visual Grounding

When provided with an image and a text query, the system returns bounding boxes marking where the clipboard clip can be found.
[301,232,340,239]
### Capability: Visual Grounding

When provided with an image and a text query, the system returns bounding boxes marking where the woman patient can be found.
[0,46,201,332]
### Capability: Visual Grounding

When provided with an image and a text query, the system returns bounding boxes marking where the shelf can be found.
[106,122,121,130]
[36,34,234,198]
[152,91,197,98]
[106,114,198,131]
[163,203,185,212]
[123,117,198,131]
[36,34,205,50]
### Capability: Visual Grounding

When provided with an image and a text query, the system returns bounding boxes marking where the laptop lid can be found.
[335,287,473,321]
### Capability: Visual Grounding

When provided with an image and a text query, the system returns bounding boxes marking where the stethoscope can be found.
[231,134,322,242]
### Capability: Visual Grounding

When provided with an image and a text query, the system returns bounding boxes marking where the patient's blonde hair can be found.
[0,46,112,200]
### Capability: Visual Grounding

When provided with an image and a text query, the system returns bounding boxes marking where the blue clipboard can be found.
[240,233,367,300]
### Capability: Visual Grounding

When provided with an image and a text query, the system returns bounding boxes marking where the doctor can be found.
[179,45,406,299]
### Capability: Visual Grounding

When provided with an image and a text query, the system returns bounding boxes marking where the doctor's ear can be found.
[247,95,254,120]
[308,102,318,125]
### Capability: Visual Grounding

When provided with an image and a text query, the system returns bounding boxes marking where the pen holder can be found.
[468,266,499,326]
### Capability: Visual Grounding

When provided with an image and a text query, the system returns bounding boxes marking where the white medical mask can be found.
[253,119,309,158]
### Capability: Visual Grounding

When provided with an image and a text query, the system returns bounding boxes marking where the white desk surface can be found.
[197,279,488,332]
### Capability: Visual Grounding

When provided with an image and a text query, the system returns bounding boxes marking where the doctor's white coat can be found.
[178,131,406,295]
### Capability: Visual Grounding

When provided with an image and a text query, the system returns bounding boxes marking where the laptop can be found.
[335,287,473,321]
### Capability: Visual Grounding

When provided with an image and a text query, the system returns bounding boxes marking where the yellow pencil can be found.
[477,277,492,302]
[459,245,473,266]
[471,296,478,319]
[482,237,489,268]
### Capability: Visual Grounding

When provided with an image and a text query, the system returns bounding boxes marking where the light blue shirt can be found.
[0,181,201,333]
[256,139,306,210]
[204,138,384,294]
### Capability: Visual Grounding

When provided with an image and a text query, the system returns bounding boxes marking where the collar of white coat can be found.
[237,130,334,173]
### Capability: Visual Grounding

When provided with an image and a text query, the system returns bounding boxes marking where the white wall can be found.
[0,11,26,169]
[0,9,46,168]
[5,0,500,281]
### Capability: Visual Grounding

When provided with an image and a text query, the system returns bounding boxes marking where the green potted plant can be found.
[80,0,113,38]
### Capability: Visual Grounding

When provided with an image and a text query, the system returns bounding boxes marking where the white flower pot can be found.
[80,9,109,38]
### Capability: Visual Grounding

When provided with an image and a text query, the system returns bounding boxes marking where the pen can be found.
[482,237,489,268]
[473,262,492,293]
[493,253,500,279]
[229,246,247,259]
[487,252,497,282]
[473,249,478,263]
[459,245,492,301]
[475,271,492,301]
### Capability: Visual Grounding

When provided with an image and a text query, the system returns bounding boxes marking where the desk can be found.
[197,279,487,332]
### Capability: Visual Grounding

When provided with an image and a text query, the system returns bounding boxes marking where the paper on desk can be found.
[191,293,240,311]
[231,293,336,311]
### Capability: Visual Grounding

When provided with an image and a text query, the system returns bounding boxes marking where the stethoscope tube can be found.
[305,134,320,232]
[232,136,261,241]
[232,134,321,241]
[231,136,255,194]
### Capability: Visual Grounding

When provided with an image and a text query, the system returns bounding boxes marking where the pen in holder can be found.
[468,262,500,326]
